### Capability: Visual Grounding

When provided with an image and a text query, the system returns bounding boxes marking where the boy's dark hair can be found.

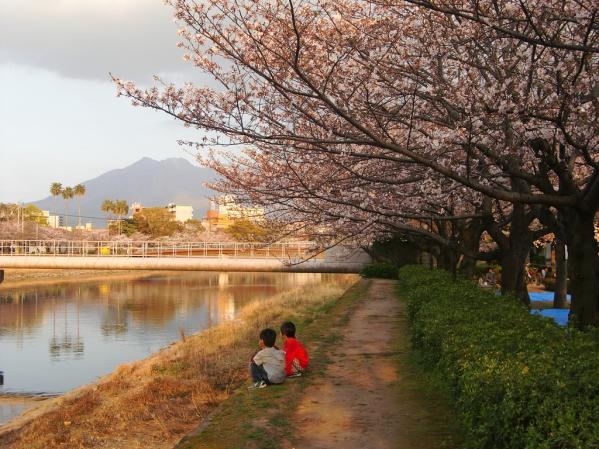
[260,328,277,347]
[280,321,296,338]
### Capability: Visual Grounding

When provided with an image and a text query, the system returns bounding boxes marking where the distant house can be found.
[43,211,63,228]
[216,195,265,221]
[202,195,265,232]
[75,223,93,231]
[166,203,194,223]
[203,208,231,232]
[130,202,144,217]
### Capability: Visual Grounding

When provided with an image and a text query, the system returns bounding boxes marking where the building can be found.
[75,223,93,231]
[42,210,63,228]
[202,196,265,232]
[130,202,144,216]
[129,202,193,223]
[202,209,232,232]
[42,210,90,231]
[214,195,265,221]
[166,203,194,223]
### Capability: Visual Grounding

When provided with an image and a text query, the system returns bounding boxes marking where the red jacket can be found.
[283,337,309,376]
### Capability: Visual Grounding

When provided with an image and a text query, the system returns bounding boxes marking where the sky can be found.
[0,0,209,203]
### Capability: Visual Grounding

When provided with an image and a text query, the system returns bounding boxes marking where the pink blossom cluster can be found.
[114,0,599,326]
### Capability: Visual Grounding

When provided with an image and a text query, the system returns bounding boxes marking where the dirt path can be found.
[292,279,459,449]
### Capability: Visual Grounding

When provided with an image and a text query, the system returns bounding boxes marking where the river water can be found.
[0,271,342,424]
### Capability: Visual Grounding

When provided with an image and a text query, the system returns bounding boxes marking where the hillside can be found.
[32,157,216,226]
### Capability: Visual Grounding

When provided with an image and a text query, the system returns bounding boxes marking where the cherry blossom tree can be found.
[114,0,598,325]
[207,141,551,302]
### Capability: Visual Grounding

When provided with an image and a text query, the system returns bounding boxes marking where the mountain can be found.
[32,157,216,226]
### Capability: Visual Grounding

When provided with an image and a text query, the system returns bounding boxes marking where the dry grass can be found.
[0,276,358,449]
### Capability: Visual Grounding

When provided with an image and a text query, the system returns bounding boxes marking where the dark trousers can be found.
[250,362,270,384]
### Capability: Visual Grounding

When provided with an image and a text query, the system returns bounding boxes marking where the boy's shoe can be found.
[288,372,303,378]
[247,380,268,389]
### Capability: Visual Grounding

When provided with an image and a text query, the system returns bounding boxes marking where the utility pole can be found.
[21,203,25,236]
[16,203,22,237]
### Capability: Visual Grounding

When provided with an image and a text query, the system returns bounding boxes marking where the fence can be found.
[0,240,321,259]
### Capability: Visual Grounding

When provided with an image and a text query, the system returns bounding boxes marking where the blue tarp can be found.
[531,308,569,326]
[529,292,571,302]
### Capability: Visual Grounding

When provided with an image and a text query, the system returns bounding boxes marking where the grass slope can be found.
[177,279,462,449]
[174,280,368,449]
[0,276,358,449]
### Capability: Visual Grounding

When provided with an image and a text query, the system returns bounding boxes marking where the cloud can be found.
[0,63,203,203]
[0,0,192,82]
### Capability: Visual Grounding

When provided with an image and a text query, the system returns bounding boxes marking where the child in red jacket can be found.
[280,321,309,377]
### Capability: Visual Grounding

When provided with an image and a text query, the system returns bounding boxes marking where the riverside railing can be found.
[0,240,321,259]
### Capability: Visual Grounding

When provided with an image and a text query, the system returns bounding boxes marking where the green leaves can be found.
[399,266,599,449]
[360,262,399,279]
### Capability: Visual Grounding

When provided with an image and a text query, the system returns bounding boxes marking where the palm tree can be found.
[101,199,115,235]
[61,186,74,228]
[114,200,129,235]
[50,182,63,218]
[74,184,86,228]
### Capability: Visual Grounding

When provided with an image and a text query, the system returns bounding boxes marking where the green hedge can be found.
[474,262,501,278]
[360,262,399,279]
[399,265,599,449]
[542,276,571,293]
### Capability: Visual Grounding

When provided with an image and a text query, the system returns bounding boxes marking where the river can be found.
[0,271,342,425]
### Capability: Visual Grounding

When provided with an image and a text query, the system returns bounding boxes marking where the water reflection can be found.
[0,272,332,402]
[0,399,37,425]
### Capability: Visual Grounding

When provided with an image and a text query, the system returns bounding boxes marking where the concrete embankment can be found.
[0,255,367,273]
[0,268,167,289]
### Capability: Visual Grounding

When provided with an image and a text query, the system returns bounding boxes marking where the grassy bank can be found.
[399,265,599,449]
[175,279,369,449]
[176,278,462,449]
[0,275,358,449]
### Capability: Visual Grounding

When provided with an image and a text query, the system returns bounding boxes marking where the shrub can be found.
[360,262,399,279]
[474,262,502,278]
[399,265,599,449]
[542,276,571,293]
[543,276,556,291]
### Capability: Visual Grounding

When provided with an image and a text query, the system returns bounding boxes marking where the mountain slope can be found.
[32,157,216,225]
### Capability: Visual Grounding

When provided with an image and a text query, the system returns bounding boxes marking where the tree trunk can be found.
[457,219,484,279]
[436,245,450,270]
[458,255,475,279]
[500,249,530,305]
[449,249,458,280]
[562,209,599,328]
[481,194,534,306]
[490,203,532,306]
[553,238,568,309]
[77,198,81,228]
[437,245,458,279]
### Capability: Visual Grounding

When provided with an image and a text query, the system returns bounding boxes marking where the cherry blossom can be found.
[114,0,598,326]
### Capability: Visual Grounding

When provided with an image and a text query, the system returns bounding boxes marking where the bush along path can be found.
[400,265,599,449]
[176,279,461,449]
